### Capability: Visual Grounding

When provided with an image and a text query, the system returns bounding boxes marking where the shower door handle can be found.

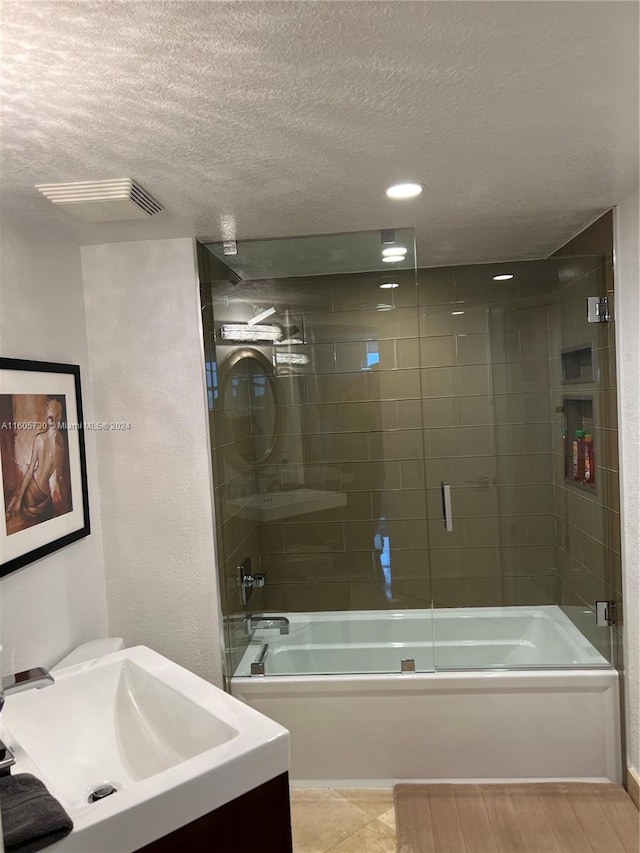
[441,481,453,532]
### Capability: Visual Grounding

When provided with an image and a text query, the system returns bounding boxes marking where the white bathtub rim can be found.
[232,667,618,695]
[251,605,573,622]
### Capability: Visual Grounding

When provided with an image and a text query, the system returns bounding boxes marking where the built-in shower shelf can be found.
[561,345,594,384]
[563,397,597,493]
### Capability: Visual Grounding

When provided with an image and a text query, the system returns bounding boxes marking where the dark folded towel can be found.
[0,773,73,853]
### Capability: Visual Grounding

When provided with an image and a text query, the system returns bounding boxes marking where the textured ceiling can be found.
[1,1,638,266]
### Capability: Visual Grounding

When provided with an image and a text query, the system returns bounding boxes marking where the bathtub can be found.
[231,606,621,785]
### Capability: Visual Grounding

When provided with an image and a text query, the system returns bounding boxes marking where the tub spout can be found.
[248,615,290,635]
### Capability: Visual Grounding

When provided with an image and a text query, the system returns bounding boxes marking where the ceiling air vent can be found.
[34,179,163,222]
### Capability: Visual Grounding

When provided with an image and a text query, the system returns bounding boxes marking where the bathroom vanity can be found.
[136,773,292,852]
[0,646,292,852]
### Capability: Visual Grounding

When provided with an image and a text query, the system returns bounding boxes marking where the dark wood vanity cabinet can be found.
[135,772,293,852]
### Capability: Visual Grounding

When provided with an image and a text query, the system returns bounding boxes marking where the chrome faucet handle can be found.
[1,667,55,697]
[0,668,55,775]
[0,738,16,777]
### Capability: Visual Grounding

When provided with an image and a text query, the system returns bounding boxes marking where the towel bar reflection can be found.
[441,481,453,532]
[251,643,269,675]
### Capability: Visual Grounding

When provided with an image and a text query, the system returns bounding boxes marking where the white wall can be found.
[81,238,223,686]
[0,218,108,672]
[614,189,640,777]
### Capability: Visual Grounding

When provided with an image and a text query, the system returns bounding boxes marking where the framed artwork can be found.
[0,358,90,578]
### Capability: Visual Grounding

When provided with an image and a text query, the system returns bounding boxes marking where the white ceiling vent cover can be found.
[34,179,163,222]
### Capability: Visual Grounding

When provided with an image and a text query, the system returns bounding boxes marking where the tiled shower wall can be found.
[547,211,622,664]
[202,249,558,665]
[254,261,558,613]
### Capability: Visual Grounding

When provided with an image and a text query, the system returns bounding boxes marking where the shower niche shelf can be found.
[561,345,593,384]
[563,397,596,493]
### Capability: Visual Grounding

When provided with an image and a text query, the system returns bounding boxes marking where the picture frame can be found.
[0,358,90,578]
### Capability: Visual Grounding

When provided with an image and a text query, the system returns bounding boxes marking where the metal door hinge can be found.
[595,600,616,627]
[587,296,613,323]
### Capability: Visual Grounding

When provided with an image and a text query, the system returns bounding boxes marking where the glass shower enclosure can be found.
[198,217,620,680]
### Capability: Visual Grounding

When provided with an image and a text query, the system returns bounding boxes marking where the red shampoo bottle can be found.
[572,430,585,481]
[583,434,595,485]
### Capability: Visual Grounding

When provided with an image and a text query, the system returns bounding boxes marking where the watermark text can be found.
[1,421,132,431]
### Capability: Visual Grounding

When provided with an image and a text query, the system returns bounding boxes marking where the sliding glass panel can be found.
[199,230,435,677]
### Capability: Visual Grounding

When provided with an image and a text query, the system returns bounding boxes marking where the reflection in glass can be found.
[199,216,620,678]
[219,348,280,465]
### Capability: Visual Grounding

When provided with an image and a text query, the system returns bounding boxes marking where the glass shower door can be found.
[418,265,518,671]
[546,211,620,669]
[199,230,436,678]
[422,235,617,672]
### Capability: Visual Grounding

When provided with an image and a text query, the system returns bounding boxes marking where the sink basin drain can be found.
[88,784,118,803]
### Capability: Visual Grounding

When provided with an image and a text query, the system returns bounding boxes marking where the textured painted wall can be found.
[81,238,223,686]
[615,190,640,776]
[0,217,108,673]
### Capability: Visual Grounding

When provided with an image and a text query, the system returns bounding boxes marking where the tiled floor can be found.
[290,788,396,853]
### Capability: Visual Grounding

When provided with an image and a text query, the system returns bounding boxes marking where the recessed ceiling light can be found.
[382,256,404,263]
[382,246,407,257]
[451,311,465,315]
[376,303,394,311]
[493,274,514,281]
[380,283,399,289]
[385,182,423,199]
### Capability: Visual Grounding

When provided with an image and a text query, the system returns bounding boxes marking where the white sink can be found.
[227,488,347,521]
[0,646,289,852]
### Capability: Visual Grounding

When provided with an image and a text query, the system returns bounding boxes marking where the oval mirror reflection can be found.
[220,348,280,464]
